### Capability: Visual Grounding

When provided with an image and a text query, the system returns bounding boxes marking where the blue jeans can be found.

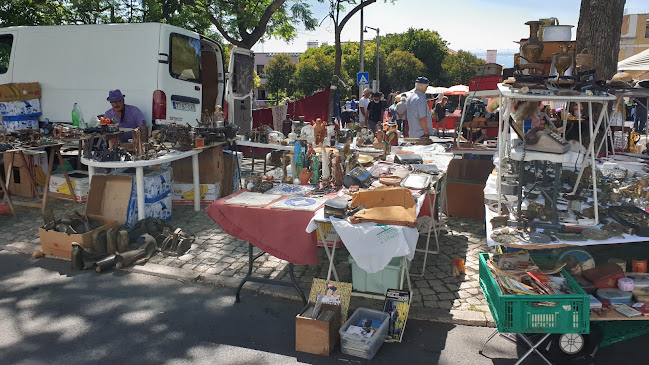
[368,119,380,132]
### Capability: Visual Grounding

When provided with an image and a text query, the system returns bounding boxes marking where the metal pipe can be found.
[365,26,380,92]
[359,6,364,100]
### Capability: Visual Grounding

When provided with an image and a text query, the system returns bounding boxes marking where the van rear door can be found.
[157,25,202,125]
[226,47,254,135]
[0,30,16,85]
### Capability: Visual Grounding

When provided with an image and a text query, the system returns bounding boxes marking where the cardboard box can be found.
[110,167,172,203]
[87,174,172,227]
[295,303,341,356]
[3,150,47,197]
[446,181,485,220]
[87,175,136,226]
[49,170,91,202]
[0,117,39,132]
[172,145,223,183]
[0,82,41,102]
[315,222,343,248]
[39,214,119,259]
[446,158,494,183]
[583,263,625,289]
[143,194,172,222]
[171,182,221,205]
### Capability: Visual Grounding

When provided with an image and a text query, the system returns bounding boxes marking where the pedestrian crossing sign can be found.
[357,72,369,86]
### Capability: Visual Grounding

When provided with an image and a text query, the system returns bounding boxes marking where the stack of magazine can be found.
[488,251,572,296]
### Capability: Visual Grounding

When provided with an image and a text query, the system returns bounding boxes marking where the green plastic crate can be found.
[349,255,405,294]
[479,253,590,334]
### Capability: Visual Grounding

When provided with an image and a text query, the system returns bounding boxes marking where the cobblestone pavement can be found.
[0,158,497,326]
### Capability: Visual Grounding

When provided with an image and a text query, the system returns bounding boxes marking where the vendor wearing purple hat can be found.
[104,89,144,141]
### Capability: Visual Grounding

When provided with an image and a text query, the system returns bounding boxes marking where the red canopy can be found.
[444,85,469,96]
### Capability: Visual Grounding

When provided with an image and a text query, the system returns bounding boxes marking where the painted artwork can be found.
[383,289,411,342]
[308,279,352,324]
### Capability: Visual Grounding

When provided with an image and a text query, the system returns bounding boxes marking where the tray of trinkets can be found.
[608,206,649,236]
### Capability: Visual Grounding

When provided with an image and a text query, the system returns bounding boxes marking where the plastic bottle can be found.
[71,103,80,127]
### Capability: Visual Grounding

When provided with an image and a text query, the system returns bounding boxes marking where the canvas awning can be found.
[618,49,649,71]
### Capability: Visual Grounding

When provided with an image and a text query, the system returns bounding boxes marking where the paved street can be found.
[0,157,496,326]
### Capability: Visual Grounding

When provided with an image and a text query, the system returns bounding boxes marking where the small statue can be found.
[321,148,331,181]
[298,168,313,185]
[311,154,320,185]
[313,118,326,145]
[342,139,352,155]
[281,154,293,183]
[332,155,344,186]
[356,136,365,147]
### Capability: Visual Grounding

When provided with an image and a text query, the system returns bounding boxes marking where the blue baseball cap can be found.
[415,76,430,84]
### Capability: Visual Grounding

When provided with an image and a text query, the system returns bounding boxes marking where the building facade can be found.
[619,12,649,61]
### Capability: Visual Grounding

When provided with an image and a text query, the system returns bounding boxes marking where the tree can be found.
[292,47,335,96]
[576,0,626,80]
[386,50,426,91]
[441,50,485,86]
[185,0,318,50]
[381,28,448,85]
[264,53,297,99]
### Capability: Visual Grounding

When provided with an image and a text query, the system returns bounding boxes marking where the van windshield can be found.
[170,34,201,83]
[0,35,12,74]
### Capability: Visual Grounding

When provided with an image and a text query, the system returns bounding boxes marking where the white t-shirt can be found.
[359,97,370,123]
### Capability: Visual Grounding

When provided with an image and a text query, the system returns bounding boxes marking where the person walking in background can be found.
[348,95,358,112]
[395,93,407,134]
[358,88,371,128]
[406,77,433,138]
[435,95,448,137]
[366,92,386,132]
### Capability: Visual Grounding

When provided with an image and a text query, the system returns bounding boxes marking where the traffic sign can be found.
[357,72,369,86]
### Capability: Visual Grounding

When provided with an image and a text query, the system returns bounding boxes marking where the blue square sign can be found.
[357,72,369,86]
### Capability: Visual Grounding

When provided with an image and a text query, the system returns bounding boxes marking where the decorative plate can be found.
[270,197,327,211]
[264,183,315,196]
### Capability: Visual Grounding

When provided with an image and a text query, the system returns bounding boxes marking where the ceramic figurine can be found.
[356,136,365,147]
[321,147,331,181]
[299,168,313,185]
[311,155,320,185]
[373,130,385,149]
[294,141,303,172]
[332,155,344,186]
[314,118,326,145]
[282,154,293,183]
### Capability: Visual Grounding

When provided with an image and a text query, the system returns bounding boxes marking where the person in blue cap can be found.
[405,77,433,138]
[104,89,145,141]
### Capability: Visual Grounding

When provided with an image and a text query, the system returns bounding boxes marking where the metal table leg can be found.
[515,333,553,365]
[317,223,339,282]
[235,243,307,305]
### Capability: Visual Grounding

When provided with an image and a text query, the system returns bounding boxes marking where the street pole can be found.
[365,26,379,93]
[359,6,364,100]
[376,28,380,93]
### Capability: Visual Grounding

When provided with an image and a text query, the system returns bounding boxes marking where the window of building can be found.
[645,19,649,38]
[0,34,13,74]
[256,64,265,76]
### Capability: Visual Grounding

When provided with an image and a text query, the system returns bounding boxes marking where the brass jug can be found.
[554,43,573,77]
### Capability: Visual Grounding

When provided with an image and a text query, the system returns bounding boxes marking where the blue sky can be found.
[253,0,649,58]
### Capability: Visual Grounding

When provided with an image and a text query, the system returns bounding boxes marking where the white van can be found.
[0,23,253,132]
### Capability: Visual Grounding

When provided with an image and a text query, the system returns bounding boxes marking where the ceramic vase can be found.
[522,21,544,64]
[298,168,312,185]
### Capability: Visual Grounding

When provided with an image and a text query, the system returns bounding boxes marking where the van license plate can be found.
[173,102,196,112]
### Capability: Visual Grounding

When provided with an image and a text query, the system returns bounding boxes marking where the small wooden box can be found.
[295,303,341,356]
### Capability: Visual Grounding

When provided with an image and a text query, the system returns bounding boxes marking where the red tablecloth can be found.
[205,190,319,265]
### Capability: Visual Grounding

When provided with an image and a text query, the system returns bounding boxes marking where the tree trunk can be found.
[576,0,626,80]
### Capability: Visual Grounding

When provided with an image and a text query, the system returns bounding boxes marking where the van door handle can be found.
[158,53,169,64]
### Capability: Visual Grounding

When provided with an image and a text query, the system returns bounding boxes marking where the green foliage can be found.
[191,0,318,49]
[386,50,426,92]
[293,48,335,95]
[441,50,485,86]
[264,53,297,99]
[381,28,448,85]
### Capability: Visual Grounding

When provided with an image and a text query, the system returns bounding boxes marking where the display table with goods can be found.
[205,137,452,311]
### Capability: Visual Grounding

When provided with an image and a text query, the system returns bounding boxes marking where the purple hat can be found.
[107,89,125,102]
